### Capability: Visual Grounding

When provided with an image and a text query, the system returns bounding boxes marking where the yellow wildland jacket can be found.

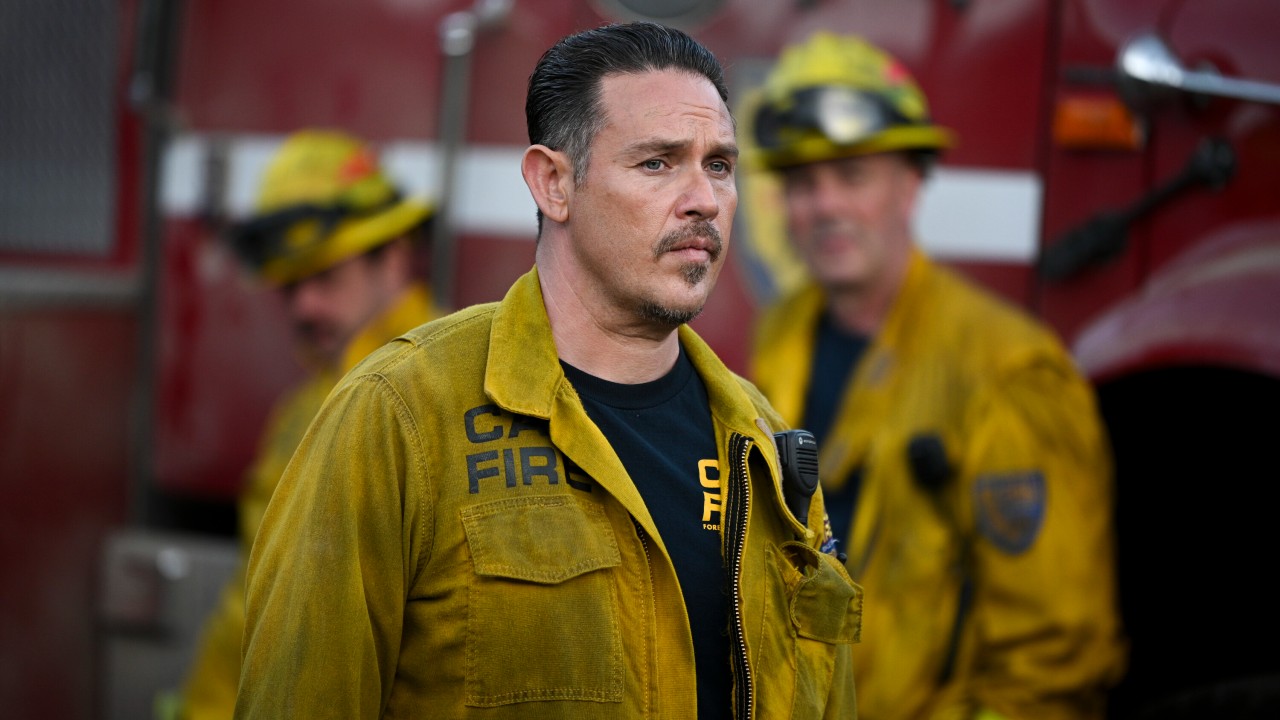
[751,250,1126,720]
[178,283,440,720]
[235,268,862,719]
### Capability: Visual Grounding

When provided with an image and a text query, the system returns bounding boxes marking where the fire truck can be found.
[3,0,1277,718]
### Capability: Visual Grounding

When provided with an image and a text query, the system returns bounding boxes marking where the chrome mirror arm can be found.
[1119,32,1280,106]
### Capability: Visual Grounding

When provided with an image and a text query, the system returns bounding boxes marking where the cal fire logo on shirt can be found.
[700,459,722,532]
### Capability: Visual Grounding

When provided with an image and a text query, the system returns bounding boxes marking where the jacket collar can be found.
[485,268,565,420]
[678,324,770,437]
[483,268,777,533]
[486,267,765,433]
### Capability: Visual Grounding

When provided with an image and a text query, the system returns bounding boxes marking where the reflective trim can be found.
[917,167,1042,263]
[0,267,139,308]
[163,133,1043,261]
[161,133,537,239]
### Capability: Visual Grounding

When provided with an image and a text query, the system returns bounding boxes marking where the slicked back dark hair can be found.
[526,21,730,187]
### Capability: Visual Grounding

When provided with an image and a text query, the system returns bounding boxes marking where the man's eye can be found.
[708,160,732,174]
[642,159,665,171]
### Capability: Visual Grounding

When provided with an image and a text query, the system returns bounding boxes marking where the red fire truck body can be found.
[2,1,1277,718]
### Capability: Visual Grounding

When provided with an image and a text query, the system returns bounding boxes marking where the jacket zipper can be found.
[632,518,656,717]
[726,432,754,720]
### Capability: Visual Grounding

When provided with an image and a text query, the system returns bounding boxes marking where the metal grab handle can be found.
[1038,137,1236,281]
[1119,32,1280,106]
[432,0,514,311]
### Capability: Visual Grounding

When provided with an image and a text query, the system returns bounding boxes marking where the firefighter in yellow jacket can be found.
[170,129,444,720]
[235,23,860,720]
[747,32,1127,720]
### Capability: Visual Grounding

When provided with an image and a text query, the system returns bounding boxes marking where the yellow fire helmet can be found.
[749,32,956,171]
[230,129,433,286]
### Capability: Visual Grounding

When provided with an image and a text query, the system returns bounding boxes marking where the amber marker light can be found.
[1052,94,1145,151]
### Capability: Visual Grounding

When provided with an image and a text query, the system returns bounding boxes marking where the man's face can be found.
[567,69,738,330]
[279,248,401,368]
[781,152,921,292]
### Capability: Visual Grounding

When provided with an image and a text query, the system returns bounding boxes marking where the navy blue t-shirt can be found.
[561,345,730,719]
[803,311,869,544]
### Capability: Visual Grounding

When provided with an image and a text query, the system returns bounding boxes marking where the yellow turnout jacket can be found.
[235,268,862,719]
[750,250,1126,720]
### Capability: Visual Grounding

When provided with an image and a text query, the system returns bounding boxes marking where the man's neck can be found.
[537,259,681,385]
[826,286,890,335]
[825,253,910,335]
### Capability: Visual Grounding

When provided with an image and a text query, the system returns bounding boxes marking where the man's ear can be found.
[521,145,572,224]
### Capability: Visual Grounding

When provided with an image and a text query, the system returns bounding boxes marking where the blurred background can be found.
[2,0,1278,718]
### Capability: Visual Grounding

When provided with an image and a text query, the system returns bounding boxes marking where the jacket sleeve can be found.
[955,354,1126,720]
[178,380,323,720]
[234,374,426,720]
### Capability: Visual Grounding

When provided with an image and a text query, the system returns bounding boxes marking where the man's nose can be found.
[284,279,326,320]
[808,171,849,217]
[679,168,721,220]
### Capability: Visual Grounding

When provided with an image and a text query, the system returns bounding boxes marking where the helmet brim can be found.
[257,197,433,286]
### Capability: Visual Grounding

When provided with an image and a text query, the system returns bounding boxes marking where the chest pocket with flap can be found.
[461,495,624,706]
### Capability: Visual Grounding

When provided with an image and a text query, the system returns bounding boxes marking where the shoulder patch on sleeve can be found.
[973,471,1045,554]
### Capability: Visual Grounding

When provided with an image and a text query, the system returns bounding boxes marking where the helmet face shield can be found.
[754,86,909,151]
[231,202,354,271]
[228,191,431,286]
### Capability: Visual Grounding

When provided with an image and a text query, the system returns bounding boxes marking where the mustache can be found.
[293,321,325,341]
[292,320,337,349]
[654,221,723,262]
